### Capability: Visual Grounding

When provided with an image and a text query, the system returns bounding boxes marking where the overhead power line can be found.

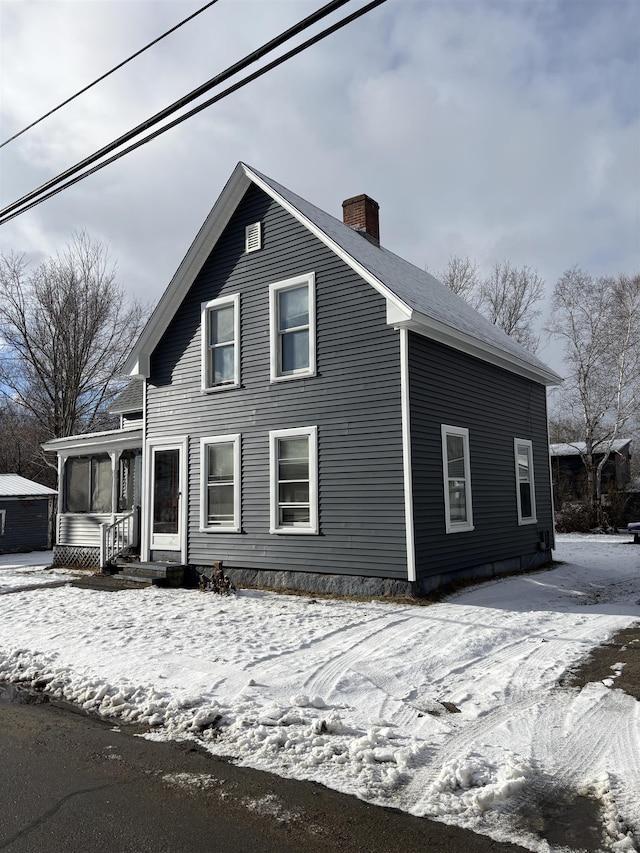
[0,0,355,223]
[0,0,222,149]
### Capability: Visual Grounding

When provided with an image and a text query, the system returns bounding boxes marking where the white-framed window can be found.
[245,222,262,253]
[201,293,240,392]
[0,509,5,536]
[441,424,474,533]
[269,273,316,382]
[269,426,318,534]
[200,435,241,532]
[514,438,537,524]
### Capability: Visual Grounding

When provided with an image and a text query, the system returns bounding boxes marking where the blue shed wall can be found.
[0,497,51,553]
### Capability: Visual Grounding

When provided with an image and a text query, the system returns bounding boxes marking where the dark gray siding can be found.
[0,498,51,552]
[409,332,554,580]
[147,185,407,579]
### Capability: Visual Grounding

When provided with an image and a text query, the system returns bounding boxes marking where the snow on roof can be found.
[110,379,143,414]
[125,162,562,386]
[0,474,57,497]
[251,166,561,385]
[550,439,632,456]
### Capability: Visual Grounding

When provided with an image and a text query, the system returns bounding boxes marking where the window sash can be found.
[515,439,537,523]
[200,435,240,531]
[201,295,239,391]
[269,274,315,382]
[270,426,318,534]
[441,425,473,533]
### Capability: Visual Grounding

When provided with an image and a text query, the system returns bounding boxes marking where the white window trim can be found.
[245,221,262,253]
[0,508,5,536]
[201,293,240,392]
[441,424,474,534]
[200,434,241,533]
[269,425,318,534]
[269,273,316,383]
[514,438,537,525]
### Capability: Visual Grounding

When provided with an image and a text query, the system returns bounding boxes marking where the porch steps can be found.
[114,562,186,588]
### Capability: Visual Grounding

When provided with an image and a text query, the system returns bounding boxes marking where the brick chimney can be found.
[342,194,380,246]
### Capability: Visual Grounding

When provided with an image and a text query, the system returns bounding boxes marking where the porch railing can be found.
[100,507,140,570]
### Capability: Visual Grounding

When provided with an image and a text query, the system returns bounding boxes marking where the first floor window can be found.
[201,294,240,391]
[269,426,318,533]
[515,439,537,524]
[200,435,240,532]
[65,454,113,513]
[269,273,316,381]
[441,425,474,533]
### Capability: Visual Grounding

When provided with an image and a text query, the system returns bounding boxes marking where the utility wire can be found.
[0,0,353,222]
[0,0,222,149]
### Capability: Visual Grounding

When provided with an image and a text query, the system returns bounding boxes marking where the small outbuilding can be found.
[0,474,57,554]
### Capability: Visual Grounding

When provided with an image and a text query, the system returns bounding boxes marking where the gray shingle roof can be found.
[110,379,143,415]
[250,166,560,384]
[124,162,562,387]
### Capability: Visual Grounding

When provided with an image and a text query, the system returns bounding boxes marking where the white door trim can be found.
[142,436,188,564]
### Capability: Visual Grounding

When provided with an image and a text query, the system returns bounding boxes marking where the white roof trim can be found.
[42,428,142,455]
[124,165,253,377]
[394,311,562,387]
[245,166,411,317]
[123,161,561,387]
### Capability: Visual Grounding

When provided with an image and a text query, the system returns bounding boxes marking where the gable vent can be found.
[245,221,262,253]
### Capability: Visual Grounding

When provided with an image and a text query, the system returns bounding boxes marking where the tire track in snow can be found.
[252,610,419,709]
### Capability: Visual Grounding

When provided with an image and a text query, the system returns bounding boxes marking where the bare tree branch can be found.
[0,232,148,442]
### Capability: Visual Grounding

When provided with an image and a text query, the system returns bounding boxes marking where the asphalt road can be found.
[0,694,526,853]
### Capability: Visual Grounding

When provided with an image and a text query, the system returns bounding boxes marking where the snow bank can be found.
[0,534,638,851]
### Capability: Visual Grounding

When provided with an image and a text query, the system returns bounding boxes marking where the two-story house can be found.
[44,162,562,595]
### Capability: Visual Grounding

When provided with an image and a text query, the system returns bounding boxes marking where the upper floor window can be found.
[269,426,318,534]
[245,222,262,253]
[200,435,241,532]
[269,273,316,382]
[201,294,240,391]
[515,439,537,524]
[0,509,5,536]
[441,425,474,533]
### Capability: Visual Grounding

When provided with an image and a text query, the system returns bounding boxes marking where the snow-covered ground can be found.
[1,536,639,852]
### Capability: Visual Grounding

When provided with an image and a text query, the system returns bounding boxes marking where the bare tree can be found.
[437,255,482,306]
[547,266,640,523]
[0,232,147,442]
[438,256,544,352]
[480,261,544,352]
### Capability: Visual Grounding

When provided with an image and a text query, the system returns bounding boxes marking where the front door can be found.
[150,446,182,552]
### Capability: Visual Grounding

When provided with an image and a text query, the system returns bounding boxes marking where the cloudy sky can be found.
[1,0,638,372]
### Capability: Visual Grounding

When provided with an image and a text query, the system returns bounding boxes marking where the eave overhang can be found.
[123,162,562,389]
[42,428,143,456]
[387,303,563,387]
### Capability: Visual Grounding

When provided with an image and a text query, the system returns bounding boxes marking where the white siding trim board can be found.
[400,328,416,583]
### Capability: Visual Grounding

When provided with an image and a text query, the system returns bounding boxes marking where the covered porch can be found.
[43,428,143,570]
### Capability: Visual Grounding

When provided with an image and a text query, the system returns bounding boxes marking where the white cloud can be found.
[1,0,638,370]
